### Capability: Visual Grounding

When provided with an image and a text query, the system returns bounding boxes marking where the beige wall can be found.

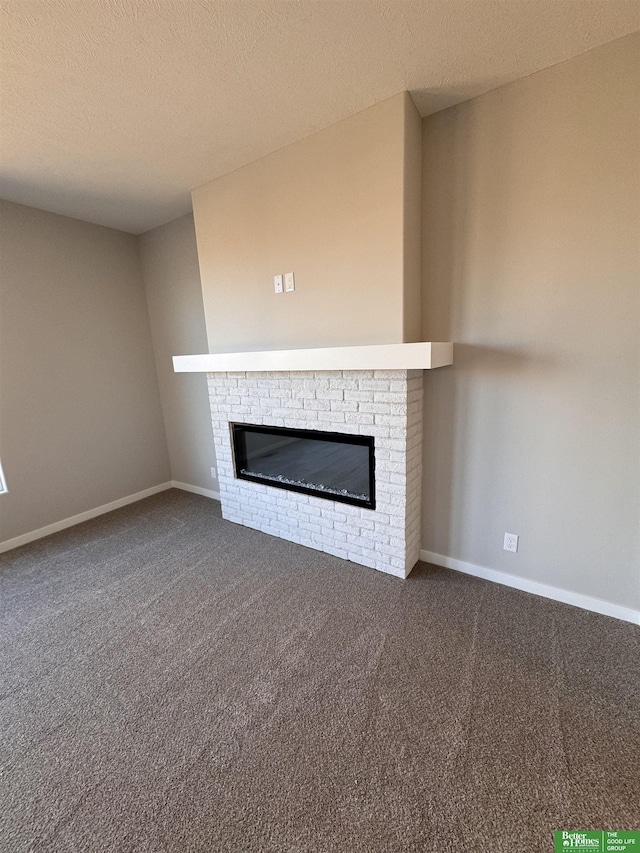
[0,201,170,542]
[139,214,218,491]
[192,92,421,352]
[403,94,423,343]
[421,34,639,609]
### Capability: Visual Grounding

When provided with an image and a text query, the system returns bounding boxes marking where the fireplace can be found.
[201,367,425,577]
[231,422,375,509]
[174,343,453,578]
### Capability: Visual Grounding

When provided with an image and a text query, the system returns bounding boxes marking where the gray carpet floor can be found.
[1,489,638,852]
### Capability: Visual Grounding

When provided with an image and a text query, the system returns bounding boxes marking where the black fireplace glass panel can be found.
[231,423,375,509]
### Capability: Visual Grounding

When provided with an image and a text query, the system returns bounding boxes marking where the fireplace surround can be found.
[174,343,453,579]
[206,368,423,577]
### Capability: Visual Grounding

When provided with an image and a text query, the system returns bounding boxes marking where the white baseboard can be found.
[5,488,633,626]
[0,480,221,555]
[420,550,639,626]
[0,482,174,554]
[171,480,221,501]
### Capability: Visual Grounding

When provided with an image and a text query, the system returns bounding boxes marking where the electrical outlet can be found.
[274,275,283,293]
[284,272,295,292]
[210,467,217,480]
[504,532,519,553]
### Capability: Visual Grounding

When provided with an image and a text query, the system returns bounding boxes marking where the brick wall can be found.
[207,369,423,578]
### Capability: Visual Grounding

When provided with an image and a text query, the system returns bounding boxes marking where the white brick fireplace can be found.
[174,343,453,579]
[209,369,422,577]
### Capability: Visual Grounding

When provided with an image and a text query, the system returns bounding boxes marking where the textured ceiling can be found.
[1,0,638,234]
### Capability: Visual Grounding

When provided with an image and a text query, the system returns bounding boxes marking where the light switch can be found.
[285,272,295,292]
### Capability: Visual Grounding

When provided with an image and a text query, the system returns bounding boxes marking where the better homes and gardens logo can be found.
[554,831,639,852]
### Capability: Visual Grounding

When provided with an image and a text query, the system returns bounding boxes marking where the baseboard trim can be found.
[0,482,174,554]
[419,550,639,626]
[171,481,221,501]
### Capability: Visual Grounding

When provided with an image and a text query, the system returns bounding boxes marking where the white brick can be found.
[342,370,373,380]
[304,378,327,391]
[345,412,374,426]
[377,480,406,496]
[375,414,406,427]
[324,545,349,560]
[316,389,344,401]
[359,379,390,391]
[320,508,348,523]
[360,401,390,414]
[317,410,344,422]
[374,369,406,379]
[377,460,404,474]
[298,520,322,534]
[223,512,243,524]
[330,400,358,412]
[329,378,360,390]
[358,548,379,564]
[373,391,406,405]
[299,409,319,421]
[293,384,313,399]
[368,425,390,439]
[311,530,332,543]
[344,390,376,402]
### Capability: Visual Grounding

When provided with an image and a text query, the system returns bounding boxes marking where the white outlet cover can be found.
[274,275,283,293]
[503,532,519,553]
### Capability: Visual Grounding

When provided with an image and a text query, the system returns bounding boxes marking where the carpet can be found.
[1,489,638,851]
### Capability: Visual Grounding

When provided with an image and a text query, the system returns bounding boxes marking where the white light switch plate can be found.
[285,272,295,291]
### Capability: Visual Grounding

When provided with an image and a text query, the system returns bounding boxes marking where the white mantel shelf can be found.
[173,342,453,373]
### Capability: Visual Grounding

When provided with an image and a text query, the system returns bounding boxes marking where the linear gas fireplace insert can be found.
[231,423,375,509]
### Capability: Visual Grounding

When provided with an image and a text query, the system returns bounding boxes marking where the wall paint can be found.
[139,214,218,491]
[403,95,423,343]
[421,34,640,610]
[192,92,421,352]
[0,201,170,542]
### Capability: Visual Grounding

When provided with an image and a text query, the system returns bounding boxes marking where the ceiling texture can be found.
[1,0,638,234]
